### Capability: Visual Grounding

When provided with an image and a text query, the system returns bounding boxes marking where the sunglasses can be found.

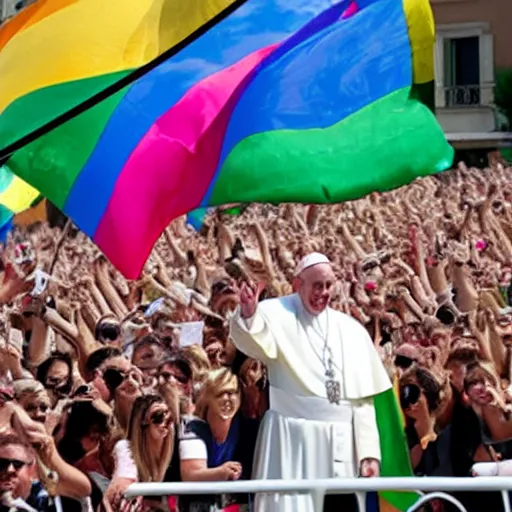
[72,384,93,398]
[394,355,416,369]
[216,388,239,399]
[400,384,421,409]
[45,377,67,391]
[103,368,142,392]
[159,371,189,385]
[0,458,30,473]
[149,410,171,426]
[25,403,49,414]
[103,368,127,392]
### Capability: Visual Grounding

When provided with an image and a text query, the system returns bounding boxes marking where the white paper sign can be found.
[179,321,204,348]
[8,328,24,354]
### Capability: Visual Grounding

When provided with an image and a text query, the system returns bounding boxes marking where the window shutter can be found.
[443,38,454,87]
[435,35,446,107]
[479,33,494,105]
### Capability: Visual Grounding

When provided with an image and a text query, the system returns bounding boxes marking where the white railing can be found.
[126,476,512,512]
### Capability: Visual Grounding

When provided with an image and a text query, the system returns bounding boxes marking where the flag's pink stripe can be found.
[94,43,278,279]
[341,1,359,19]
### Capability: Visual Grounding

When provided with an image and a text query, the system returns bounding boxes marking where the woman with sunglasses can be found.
[36,353,74,408]
[106,394,179,511]
[399,366,446,476]
[102,367,144,432]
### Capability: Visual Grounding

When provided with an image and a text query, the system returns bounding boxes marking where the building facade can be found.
[431,0,512,148]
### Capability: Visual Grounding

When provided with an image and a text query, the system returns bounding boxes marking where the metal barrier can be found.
[125,476,512,512]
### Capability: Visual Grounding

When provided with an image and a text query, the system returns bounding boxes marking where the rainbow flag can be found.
[0,0,453,278]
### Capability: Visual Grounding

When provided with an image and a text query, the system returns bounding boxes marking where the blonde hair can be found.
[194,368,240,420]
[126,395,173,483]
[182,345,211,384]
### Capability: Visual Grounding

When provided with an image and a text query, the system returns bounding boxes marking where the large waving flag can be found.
[0,0,453,279]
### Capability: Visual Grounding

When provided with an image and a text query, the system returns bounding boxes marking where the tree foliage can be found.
[495,68,512,129]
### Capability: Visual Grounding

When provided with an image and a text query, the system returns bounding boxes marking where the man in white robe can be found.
[229,253,392,512]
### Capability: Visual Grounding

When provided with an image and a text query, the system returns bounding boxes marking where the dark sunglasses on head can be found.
[0,458,29,472]
[394,355,415,369]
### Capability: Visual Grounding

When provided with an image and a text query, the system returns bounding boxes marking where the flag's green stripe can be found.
[210,87,453,206]
[4,75,130,208]
[0,71,130,149]
[375,388,418,511]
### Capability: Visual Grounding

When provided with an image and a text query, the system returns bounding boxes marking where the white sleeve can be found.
[353,398,381,464]
[229,306,278,363]
[113,440,138,481]
[179,436,208,461]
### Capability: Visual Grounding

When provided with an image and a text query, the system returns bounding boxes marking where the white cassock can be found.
[229,293,391,512]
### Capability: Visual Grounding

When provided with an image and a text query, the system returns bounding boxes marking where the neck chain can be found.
[299,308,342,405]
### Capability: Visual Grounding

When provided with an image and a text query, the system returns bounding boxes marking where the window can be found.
[443,36,481,106]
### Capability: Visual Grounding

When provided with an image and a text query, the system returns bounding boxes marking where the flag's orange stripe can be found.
[379,496,404,512]
[0,0,78,52]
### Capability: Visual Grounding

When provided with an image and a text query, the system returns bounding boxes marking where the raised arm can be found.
[229,282,278,364]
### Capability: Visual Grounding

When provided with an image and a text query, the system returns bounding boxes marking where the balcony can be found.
[444,84,482,107]
[436,84,495,133]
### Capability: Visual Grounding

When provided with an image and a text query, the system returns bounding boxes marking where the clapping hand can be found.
[220,461,242,481]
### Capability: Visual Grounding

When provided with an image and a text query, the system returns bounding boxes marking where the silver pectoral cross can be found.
[325,364,341,405]
[325,378,341,405]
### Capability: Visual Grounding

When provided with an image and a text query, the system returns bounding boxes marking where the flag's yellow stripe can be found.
[0,174,39,213]
[0,0,79,52]
[0,0,239,114]
[402,0,435,84]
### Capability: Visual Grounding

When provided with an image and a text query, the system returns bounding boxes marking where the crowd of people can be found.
[0,162,512,511]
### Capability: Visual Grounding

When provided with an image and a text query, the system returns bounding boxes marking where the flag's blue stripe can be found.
[202,0,410,205]
[187,207,209,231]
